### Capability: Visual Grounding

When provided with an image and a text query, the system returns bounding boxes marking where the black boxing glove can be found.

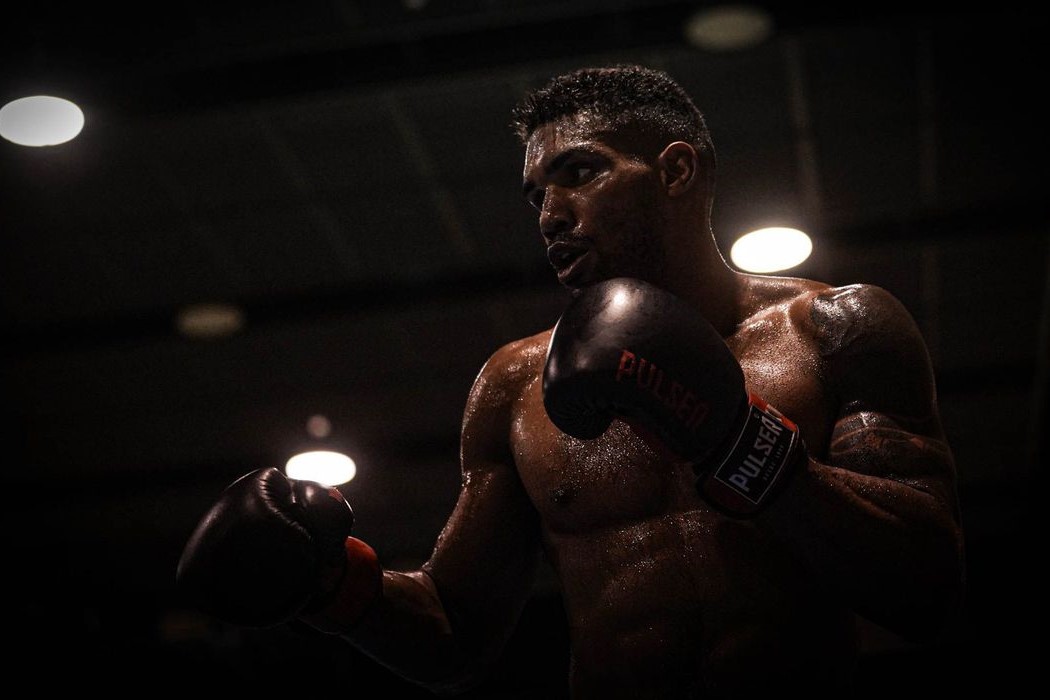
[176,467,381,632]
[543,277,805,516]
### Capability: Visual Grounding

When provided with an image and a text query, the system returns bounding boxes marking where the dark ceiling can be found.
[1,2,1044,695]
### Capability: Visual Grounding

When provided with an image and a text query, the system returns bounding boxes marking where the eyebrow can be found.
[521,147,595,199]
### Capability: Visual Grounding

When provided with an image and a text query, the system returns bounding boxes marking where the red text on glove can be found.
[615,350,710,431]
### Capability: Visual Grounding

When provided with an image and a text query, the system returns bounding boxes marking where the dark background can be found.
[1,2,1043,695]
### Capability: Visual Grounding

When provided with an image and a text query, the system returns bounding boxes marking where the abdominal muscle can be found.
[514,399,857,698]
[551,508,859,698]
[551,510,718,698]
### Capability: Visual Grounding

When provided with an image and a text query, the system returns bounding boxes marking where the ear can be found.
[657,141,701,197]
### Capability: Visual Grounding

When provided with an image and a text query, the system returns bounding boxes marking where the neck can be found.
[658,224,744,339]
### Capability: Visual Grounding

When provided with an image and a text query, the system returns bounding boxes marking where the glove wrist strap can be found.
[699,392,806,516]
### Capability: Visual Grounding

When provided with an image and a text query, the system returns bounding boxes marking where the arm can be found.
[338,342,544,695]
[762,284,965,641]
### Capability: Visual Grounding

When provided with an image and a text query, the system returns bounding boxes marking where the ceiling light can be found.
[306,414,332,439]
[175,303,245,339]
[286,450,357,486]
[683,4,774,51]
[730,227,812,273]
[0,95,85,146]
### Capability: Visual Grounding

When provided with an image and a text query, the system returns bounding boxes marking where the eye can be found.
[569,164,594,184]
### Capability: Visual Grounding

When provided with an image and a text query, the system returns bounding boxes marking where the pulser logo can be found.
[710,395,799,506]
[614,349,710,431]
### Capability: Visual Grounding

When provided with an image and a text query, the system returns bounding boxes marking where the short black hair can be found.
[510,64,713,163]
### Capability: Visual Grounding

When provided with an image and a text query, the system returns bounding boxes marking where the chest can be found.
[512,372,698,533]
[510,325,833,533]
[730,316,834,454]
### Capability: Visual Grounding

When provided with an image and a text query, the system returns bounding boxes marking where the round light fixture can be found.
[286,450,357,486]
[0,95,85,146]
[730,227,813,273]
[684,4,774,51]
[175,303,245,339]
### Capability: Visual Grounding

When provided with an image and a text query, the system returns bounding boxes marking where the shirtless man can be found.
[177,65,966,698]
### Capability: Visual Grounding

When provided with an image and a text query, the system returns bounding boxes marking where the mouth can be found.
[546,240,592,285]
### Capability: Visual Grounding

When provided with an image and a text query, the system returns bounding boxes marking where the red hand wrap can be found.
[298,537,382,634]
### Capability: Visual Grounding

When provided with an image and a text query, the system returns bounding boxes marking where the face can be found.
[522,116,669,289]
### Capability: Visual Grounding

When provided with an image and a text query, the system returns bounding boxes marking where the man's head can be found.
[513,65,719,290]
[510,64,714,173]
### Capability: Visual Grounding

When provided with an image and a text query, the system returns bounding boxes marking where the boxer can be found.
[178,65,965,698]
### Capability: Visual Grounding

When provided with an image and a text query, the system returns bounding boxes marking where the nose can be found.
[539,188,574,240]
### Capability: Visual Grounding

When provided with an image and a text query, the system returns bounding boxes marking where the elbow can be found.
[860,520,966,643]
[897,578,965,644]
[417,678,481,699]
[413,657,499,698]
[926,522,967,639]
[869,573,965,644]
[894,524,967,643]
[410,630,511,697]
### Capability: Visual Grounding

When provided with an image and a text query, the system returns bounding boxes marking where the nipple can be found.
[551,484,578,505]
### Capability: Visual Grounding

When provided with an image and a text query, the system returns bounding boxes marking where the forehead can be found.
[523,114,610,172]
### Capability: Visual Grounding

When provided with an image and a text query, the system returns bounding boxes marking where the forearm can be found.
[337,569,481,696]
[761,456,965,640]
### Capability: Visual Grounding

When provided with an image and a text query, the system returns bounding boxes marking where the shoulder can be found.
[464,329,552,418]
[739,275,924,352]
[743,274,934,396]
[459,329,551,465]
[801,283,926,362]
[791,282,938,415]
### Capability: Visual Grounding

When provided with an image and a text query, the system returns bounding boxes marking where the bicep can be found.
[827,410,957,508]
[817,285,959,505]
[421,351,542,650]
[425,460,542,605]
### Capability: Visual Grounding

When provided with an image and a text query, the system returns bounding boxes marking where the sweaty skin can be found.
[333,118,964,699]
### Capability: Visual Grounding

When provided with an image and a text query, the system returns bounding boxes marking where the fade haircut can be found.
[510,64,714,166]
